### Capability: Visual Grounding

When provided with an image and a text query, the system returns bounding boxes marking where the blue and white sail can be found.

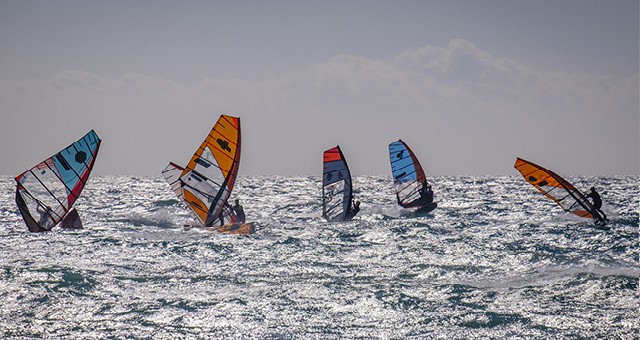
[15,130,101,232]
[388,139,434,210]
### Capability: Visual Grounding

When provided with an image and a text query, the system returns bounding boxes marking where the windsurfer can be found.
[585,187,607,221]
[420,183,434,205]
[346,200,360,220]
[233,199,246,224]
[36,204,52,227]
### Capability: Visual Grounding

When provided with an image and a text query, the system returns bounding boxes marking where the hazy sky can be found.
[1,0,638,176]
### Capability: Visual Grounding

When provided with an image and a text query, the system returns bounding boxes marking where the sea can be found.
[0,175,638,339]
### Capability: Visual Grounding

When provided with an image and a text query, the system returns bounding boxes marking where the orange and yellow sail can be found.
[163,115,241,227]
[514,157,603,222]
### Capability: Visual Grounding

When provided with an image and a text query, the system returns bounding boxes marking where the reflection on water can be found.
[0,175,637,338]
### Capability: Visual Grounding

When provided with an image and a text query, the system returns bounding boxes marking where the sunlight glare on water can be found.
[0,175,638,338]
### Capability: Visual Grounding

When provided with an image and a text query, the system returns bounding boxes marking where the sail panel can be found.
[514,157,599,220]
[162,162,185,201]
[15,130,101,232]
[183,187,209,223]
[55,130,100,205]
[322,146,353,222]
[15,187,45,232]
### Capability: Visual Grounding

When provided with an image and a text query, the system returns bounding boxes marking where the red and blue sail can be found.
[322,145,353,221]
[15,130,101,232]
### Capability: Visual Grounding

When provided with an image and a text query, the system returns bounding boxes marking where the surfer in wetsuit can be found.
[585,187,607,221]
[420,183,434,205]
[233,199,246,224]
[345,200,360,221]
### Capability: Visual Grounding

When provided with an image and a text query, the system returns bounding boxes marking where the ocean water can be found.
[0,175,637,339]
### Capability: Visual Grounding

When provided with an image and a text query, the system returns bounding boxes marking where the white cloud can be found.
[1,39,637,176]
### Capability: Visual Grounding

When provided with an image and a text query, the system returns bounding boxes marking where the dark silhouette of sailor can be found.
[585,187,607,221]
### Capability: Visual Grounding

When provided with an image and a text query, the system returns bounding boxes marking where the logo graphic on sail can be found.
[15,130,101,232]
[162,115,241,227]
[514,157,605,224]
[388,139,436,213]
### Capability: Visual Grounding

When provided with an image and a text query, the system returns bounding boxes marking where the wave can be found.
[464,264,640,290]
[126,209,178,228]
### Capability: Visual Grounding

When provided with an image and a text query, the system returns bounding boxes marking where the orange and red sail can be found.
[514,157,604,222]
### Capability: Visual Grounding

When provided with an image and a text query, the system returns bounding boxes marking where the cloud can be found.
[1,39,637,176]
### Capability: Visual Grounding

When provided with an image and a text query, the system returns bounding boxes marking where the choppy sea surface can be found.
[0,175,638,339]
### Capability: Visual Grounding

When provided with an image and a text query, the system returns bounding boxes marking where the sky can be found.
[1,0,638,177]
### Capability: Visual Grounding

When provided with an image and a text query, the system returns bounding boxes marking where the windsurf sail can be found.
[514,157,604,223]
[15,130,101,232]
[162,115,241,227]
[388,139,434,209]
[162,162,197,222]
[322,145,353,222]
[162,162,187,202]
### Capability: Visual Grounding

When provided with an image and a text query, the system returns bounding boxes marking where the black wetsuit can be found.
[411,187,433,207]
[586,191,602,209]
[421,188,434,205]
[346,203,360,221]
[235,204,246,224]
[586,190,607,220]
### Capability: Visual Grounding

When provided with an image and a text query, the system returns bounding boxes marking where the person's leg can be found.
[598,209,608,220]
